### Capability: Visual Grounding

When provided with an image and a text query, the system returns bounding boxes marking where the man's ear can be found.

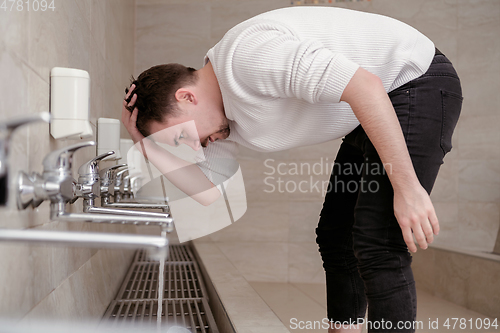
[175,88,198,105]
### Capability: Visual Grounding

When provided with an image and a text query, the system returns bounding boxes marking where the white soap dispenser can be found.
[119,138,134,164]
[50,67,93,140]
[97,118,121,160]
[120,138,143,177]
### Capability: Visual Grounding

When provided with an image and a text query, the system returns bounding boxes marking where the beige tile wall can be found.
[0,0,139,321]
[412,246,500,318]
[134,0,500,289]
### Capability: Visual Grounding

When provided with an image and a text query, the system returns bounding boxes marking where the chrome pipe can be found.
[0,229,168,259]
[52,211,173,227]
[50,202,173,230]
[82,198,171,218]
[103,201,170,211]
[83,205,170,219]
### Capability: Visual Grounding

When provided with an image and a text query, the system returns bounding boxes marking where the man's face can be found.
[149,119,201,150]
[148,113,230,150]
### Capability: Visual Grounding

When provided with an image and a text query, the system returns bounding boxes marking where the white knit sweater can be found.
[197,6,435,185]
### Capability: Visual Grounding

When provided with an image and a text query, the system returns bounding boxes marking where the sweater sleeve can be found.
[227,21,360,104]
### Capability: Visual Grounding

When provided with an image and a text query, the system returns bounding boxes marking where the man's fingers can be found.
[402,227,417,253]
[131,107,139,123]
[422,220,434,244]
[429,209,440,235]
[128,93,137,107]
[412,224,428,250]
[123,93,137,113]
[121,107,129,124]
[125,84,136,100]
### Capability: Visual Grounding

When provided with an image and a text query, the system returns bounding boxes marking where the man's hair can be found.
[124,63,197,137]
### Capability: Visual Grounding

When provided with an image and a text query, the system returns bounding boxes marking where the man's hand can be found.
[122,84,145,143]
[393,183,439,253]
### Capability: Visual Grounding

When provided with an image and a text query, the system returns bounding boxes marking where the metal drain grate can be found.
[134,245,194,263]
[105,298,215,332]
[116,262,206,300]
[102,245,218,333]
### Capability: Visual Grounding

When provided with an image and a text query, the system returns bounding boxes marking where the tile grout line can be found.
[290,282,328,310]
[20,248,103,320]
[246,281,292,329]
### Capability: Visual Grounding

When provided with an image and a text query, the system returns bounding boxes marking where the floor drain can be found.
[102,245,219,333]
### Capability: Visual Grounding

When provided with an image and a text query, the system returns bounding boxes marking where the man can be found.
[122,6,462,332]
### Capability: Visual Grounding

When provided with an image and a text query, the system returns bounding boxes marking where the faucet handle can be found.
[99,164,127,195]
[99,164,127,181]
[114,169,130,197]
[115,168,129,183]
[43,141,96,173]
[76,151,115,200]
[129,176,142,195]
[78,151,115,177]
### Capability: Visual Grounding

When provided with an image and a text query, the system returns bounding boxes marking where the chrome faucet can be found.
[1,122,168,258]
[121,174,142,200]
[121,174,133,199]
[0,228,169,259]
[113,168,129,202]
[76,151,172,222]
[99,163,127,201]
[17,141,95,209]
[100,165,171,214]
[128,175,143,196]
[16,141,173,231]
[0,112,50,206]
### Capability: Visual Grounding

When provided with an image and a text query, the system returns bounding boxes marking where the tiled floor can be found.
[249,282,498,333]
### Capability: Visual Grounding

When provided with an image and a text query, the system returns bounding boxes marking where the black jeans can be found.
[315,50,462,332]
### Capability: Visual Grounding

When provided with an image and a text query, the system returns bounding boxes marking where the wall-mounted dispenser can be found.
[50,67,93,140]
[97,118,121,160]
[119,138,134,164]
[120,138,143,178]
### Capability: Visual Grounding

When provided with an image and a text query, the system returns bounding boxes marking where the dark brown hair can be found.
[124,63,197,137]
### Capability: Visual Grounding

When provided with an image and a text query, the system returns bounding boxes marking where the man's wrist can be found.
[391,175,421,194]
[131,133,146,144]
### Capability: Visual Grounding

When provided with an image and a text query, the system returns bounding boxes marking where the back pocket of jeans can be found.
[440,90,463,154]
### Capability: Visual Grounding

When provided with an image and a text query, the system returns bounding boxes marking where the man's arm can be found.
[134,137,221,206]
[340,67,439,252]
[122,88,221,206]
